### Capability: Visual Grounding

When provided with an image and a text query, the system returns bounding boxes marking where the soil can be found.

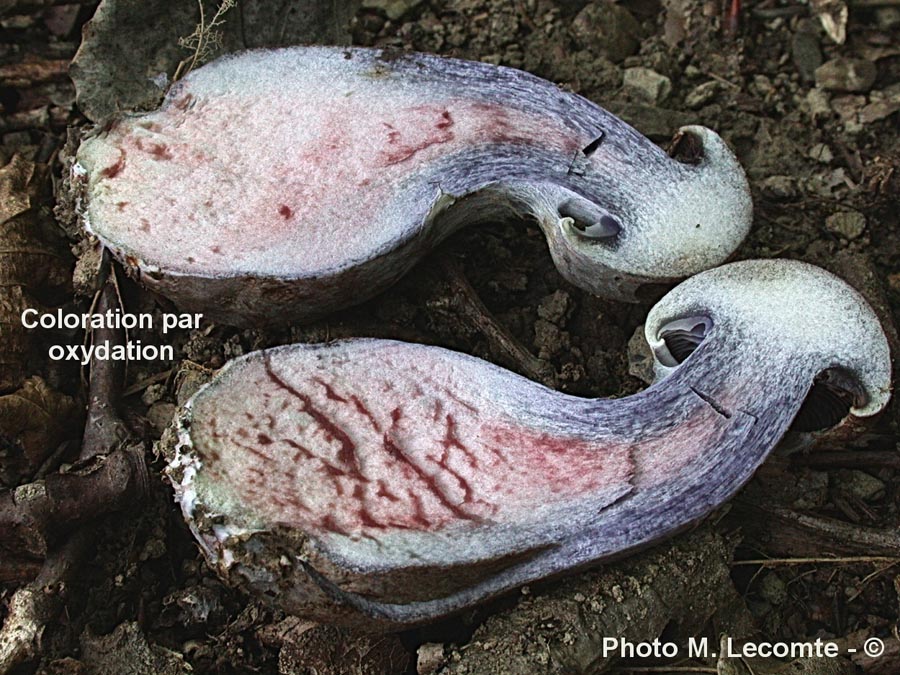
[1,0,899,674]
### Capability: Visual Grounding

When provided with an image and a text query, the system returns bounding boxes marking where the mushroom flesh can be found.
[74,47,752,325]
[165,259,891,626]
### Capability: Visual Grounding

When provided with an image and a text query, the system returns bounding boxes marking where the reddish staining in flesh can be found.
[150,144,172,160]
[377,107,456,166]
[279,204,293,219]
[209,363,632,540]
[116,201,128,211]
[135,139,174,160]
[140,219,151,233]
[173,93,194,111]
[101,153,125,179]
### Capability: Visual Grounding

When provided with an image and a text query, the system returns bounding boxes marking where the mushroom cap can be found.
[645,259,892,417]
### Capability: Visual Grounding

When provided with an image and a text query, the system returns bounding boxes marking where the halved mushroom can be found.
[164,259,891,627]
[73,47,752,326]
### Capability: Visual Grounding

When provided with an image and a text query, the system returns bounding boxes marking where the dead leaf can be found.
[0,376,81,487]
[0,155,72,393]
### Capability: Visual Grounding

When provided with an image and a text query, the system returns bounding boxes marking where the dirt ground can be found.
[1,0,900,673]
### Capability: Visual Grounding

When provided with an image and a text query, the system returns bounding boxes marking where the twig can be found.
[791,449,900,470]
[80,277,127,461]
[122,368,173,397]
[734,556,900,566]
[0,446,148,557]
[617,668,717,674]
[733,501,900,558]
[173,0,236,81]
[0,533,89,672]
[429,257,557,388]
[0,274,147,674]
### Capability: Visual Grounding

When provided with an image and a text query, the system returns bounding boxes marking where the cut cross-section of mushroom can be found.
[164,259,890,627]
[74,47,752,326]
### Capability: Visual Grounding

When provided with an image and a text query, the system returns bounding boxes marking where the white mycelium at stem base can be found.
[164,259,890,626]
[74,47,751,324]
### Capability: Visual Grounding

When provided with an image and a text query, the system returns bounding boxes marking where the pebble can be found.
[836,469,885,501]
[141,383,167,406]
[826,210,866,240]
[417,643,446,675]
[760,175,797,199]
[684,80,719,109]
[831,94,866,133]
[147,402,177,433]
[859,83,900,125]
[808,143,834,163]
[627,324,655,385]
[791,27,822,82]
[759,573,788,606]
[875,6,900,30]
[537,290,571,324]
[804,87,832,121]
[814,57,877,93]
[570,3,641,63]
[623,67,672,104]
[361,0,423,21]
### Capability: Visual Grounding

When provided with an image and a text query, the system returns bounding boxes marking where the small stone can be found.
[831,94,866,133]
[760,175,797,199]
[684,81,719,109]
[814,57,877,93]
[570,2,642,63]
[684,64,701,78]
[752,74,774,98]
[836,469,885,501]
[808,143,834,163]
[887,272,900,293]
[858,84,900,125]
[759,573,788,606]
[623,67,672,103]
[608,103,693,140]
[534,319,569,360]
[627,324,655,385]
[147,402,177,433]
[859,99,900,125]
[805,87,832,121]
[537,290,572,324]
[360,0,423,21]
[417,643,446,675]
[792,27,822,82]
[875,6,900,30]
[141,383,167,406]
[825,210,866,240]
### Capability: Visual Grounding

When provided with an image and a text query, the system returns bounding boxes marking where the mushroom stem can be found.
[165,259,890,626]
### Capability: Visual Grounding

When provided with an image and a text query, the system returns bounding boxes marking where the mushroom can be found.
[164,259,891,627]
[73,47,752,326]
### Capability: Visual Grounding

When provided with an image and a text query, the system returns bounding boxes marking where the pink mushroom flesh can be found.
[85,91,579,277]
[187,342,733,540]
